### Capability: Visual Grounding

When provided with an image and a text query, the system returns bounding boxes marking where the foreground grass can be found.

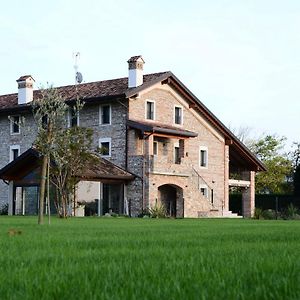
[0,217,299,300]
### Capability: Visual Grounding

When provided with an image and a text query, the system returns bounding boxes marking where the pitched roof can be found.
[0,70,265,171]
[0,148,135,183]
[0,72,168,112]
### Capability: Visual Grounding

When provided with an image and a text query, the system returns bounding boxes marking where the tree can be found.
[32,87,67,224]
[33,86,96,221]
[250,135,293,194]
[50,126,96,218]
[289,142,300,196]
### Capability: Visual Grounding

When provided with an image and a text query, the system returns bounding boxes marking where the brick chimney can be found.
[127,55,145,88]
[16,75,35,104]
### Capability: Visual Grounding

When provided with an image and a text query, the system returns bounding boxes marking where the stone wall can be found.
[0,100,129,211]
[0,111,37,209]
[128,84,227,217]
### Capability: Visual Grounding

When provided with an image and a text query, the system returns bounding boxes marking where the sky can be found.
[1,0,300,150]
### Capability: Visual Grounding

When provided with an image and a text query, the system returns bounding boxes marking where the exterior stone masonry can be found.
[0,112,37,208]
[0,67,263,217]
[127,83,228,217]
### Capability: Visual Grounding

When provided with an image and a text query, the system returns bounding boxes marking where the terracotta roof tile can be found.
[127,55,143,63]
[0,72,167,112]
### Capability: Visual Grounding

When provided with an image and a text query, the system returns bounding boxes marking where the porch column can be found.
[8,181,14,215]
[224,145,229,212]
[124,184,128,215]
[242,171,255,217]
[148,134,154,155]
[98,182,103,216]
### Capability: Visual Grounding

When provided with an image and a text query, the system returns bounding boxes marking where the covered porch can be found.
[0,148,135,216]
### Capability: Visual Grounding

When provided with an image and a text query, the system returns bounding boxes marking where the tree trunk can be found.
[38,155,47,225]
[47,156,51,225]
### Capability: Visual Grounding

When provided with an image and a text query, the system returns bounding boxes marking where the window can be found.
[68,108,79,127]
[174,106,182,125]
[10,115,20,134]
[100,105,111,125]
[153,141,158,156]
[200,185,208,198]
[99,138,111,157]
[10,145,20,162]
[174,146,181,164]
[199,147,208,168]
[146,101,155,120]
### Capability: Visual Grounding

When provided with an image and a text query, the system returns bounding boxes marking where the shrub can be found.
[284,204,299,220]
[254,208,264,219]
[0,203,8,215]
[262,209,277,220]
[137,209,150,218]
[149,203,166,218]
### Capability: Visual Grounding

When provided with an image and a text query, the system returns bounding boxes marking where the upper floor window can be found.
[174,106,183,125]
[146,101,155,120]
[10,145,20,162]
[68,108,79,127]
[100,104,111,125]
[199,146,208,168]
[99,138,111,157]
[10,115,20,134]
[174,146,181,164]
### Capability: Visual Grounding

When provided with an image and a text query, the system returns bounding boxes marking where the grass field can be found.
[0,217,299,300]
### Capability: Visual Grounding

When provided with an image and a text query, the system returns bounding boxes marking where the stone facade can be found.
[127,83,229,217]
[0,70,259,217]
[0,112,37,209]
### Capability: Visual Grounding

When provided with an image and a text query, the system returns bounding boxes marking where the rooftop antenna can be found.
[73,52,83,84]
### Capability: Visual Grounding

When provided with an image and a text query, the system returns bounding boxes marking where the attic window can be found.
[146,101,155,120]
[100,104,111,125]
[199,147,208,168]
[10,115,20,134]
[68,108,79,127]
[174,106,182,125]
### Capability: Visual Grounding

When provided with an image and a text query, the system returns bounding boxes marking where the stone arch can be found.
[158,183,184,218]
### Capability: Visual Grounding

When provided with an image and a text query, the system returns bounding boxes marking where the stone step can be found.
[198,210,243,218]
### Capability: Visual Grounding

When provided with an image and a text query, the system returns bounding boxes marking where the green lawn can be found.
[0,217,299,300]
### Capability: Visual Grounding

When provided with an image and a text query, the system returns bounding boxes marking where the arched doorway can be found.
[158,184,183,218]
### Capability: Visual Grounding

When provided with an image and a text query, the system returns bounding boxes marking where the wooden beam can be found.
[152,133,189,139]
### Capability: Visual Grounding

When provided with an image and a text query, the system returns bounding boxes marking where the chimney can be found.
[127,55,145,88]
[16,75,35,104]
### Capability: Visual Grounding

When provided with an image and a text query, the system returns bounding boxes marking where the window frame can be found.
[200,184,209,198]
[9,145,20,162]
[153,141,158,156]
[145,100,156,121]
[174,105,183,125]
[199,146,208,168]
[99,104,112,125]
[174,141,181,164]
[67,108,80,127]
[10,115,21,135]
[99,138,112,157]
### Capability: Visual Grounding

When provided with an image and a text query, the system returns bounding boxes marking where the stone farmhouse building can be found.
[0,56,265,218]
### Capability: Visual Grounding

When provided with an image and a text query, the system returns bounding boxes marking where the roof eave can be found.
[162,73,266,172]
[125,71,172,98]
